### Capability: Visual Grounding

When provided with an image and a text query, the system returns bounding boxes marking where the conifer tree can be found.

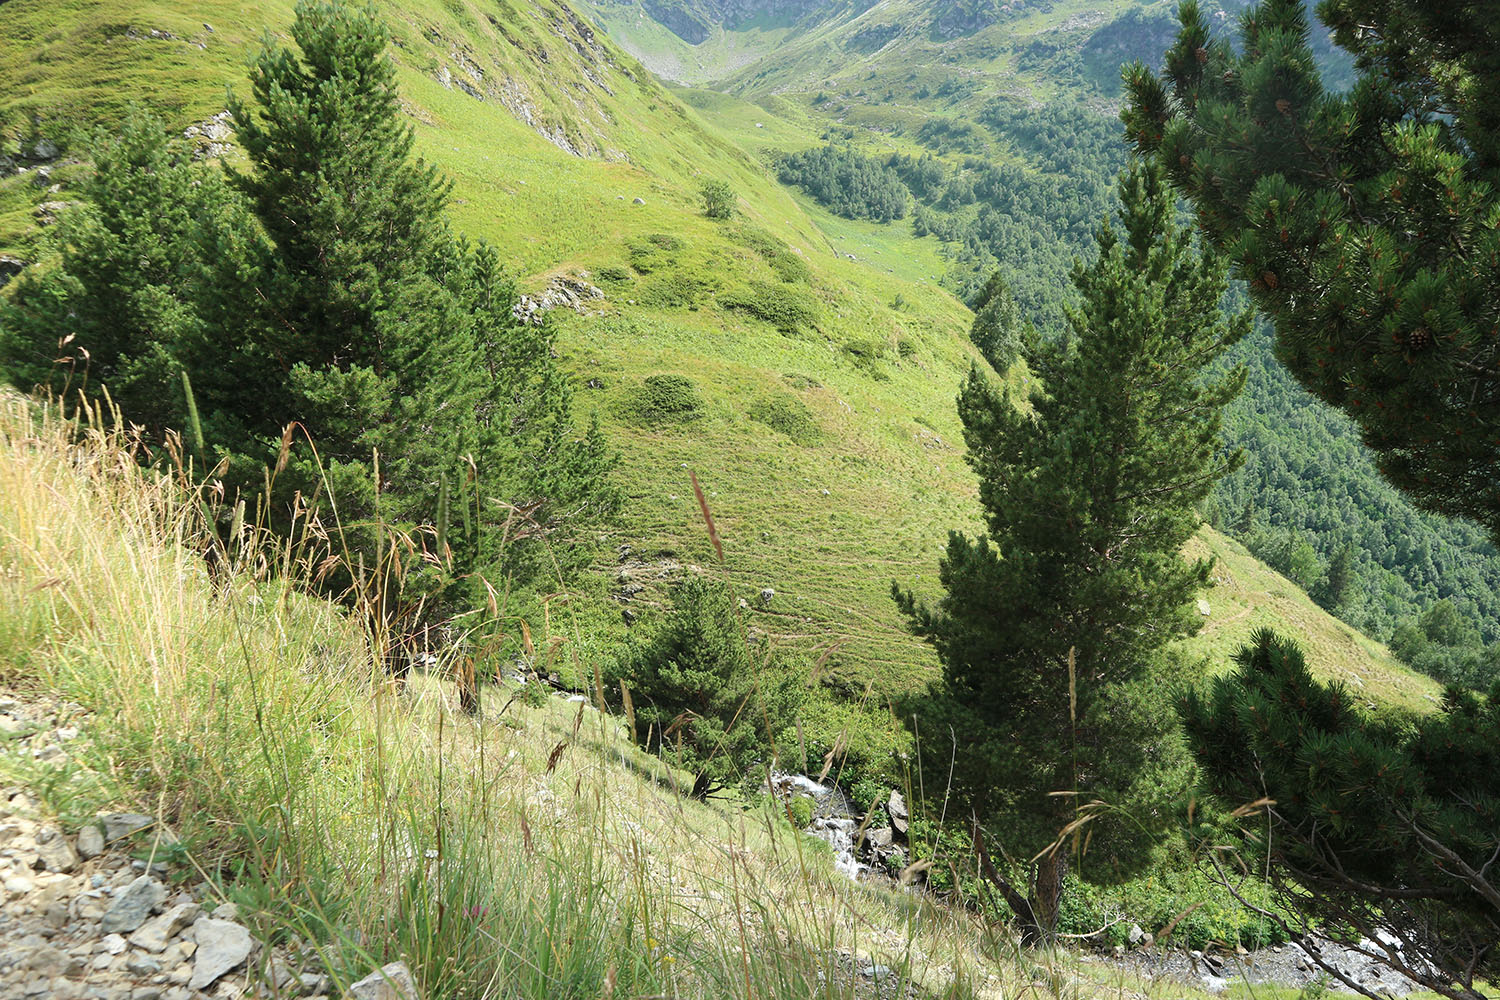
[1184,630,1499,1000]
[1124,0,1500,538]
[895,161,1248,940]
[214,0,618,616]
[967,271,1029,373]
[0,111,249,436]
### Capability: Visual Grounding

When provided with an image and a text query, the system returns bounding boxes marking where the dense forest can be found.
[777,144,909,222]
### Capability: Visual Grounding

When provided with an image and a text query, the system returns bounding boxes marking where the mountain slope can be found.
[0,0,1439,707]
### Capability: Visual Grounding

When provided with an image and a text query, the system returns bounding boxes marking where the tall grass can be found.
[0,389,1155,1000]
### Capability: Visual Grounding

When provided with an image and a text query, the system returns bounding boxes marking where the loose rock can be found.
[100,876,167,935]
[186,918,252,990]
[349,960,421,1000]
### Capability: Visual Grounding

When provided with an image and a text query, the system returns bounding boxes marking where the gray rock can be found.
[34,826,80,873]
[31,139,58,160]
[186,918,251,990]
[100,876,166,935]
[758,587,775,607]
[100,813,155,844]
[77,823,104,860]
[632,197,645,205]
[349,961,421,1000]
[1128,923,1147,945]
[209,902,238,921]
[127,903,200,952]
[886,790,908,835]
[100,934,128,955]
[126,953,161,975]
[863,826,893,849]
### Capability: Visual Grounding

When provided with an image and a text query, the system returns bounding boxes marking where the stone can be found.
[863,827,893,849]
[31,139,58,160]
[35,826,80,873]
[128,903,201,952]
[186,918,252,990]
[1197,598,1212,617]
[209,902,238,921]
[348,961,420,1000]
[5,874,36,895]
[101,934,128,955]
[77,823,105,860]
[886,790,908,835]
[101,876,167,935]
[758,587,775,607]
[1128,923,1147,945]
[632,197,645,205]
[127,953,162,975]
[100,814,154,844]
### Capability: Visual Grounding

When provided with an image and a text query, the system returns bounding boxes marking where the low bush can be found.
[718,281,819,335]
[747,394,821,446]
[623,374,703,425]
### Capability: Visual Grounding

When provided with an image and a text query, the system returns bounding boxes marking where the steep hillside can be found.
[0,0,1443,707]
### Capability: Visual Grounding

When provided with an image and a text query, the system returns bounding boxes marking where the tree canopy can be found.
[1124,0,1500,538]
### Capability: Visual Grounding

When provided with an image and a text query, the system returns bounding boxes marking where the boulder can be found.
[186,918,252,990]
[127,903,201,953]
[886,790,908,835]
[349,960,421,1000]
[100,813,154,843]
[76,823,104,860]
[34,826,79,873]
[101,876,167,935]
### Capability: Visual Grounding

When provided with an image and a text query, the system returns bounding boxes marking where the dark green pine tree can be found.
[0,110,250,437]
[967,270,1030,373]
[213,0,618,618]
[1123,0,1500,539]
[894,161,1249,941]
[1183,630,1500,1000]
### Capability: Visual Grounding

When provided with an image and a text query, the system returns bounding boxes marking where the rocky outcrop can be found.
[513,273,605,324]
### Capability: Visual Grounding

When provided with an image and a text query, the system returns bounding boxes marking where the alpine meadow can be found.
[0,1,1495,999]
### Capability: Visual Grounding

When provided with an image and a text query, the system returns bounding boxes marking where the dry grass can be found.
[0,389,1201,1000]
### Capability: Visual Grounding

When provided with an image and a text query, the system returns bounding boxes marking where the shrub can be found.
[732,226,811,284]
[595,264,631,283]
[700,179,735,220]
[618,578,804,798]
[637,270,714,310]
[718,281,819,335]
[842,338,890,379]
[747,394,821,446]
[623,374,702,425]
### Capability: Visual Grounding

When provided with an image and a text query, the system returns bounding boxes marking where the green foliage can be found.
[730,225,810,284]
[618,577,804,797]
[1389,600,1499,691]
[841,338,889,379]
[717,281,819,335]
[1212,324,1500,650]
[1182,629,1500,996]
[967,271,1028,372]
[777,145,909,223]
[1125,0,1500,540]
[624,374,703,425]
[746,394,821,446]
[700,178,735,220]
[2,1,620,623]
[896,162,1248,938]
[0,109,249,435]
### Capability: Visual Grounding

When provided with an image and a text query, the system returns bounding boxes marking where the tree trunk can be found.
[1030,848,1069,943]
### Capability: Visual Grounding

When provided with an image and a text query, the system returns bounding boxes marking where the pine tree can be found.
[214,0,619,623]
[0,110,249,437]
[895,161,1248,940]
[1183,630,1499,1000]
[967,270,1029,372]
[1124,0,1500,539]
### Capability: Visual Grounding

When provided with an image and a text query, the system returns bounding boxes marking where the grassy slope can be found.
[0,0,1434,706]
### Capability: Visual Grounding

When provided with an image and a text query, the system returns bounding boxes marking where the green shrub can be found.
[596,264,631,283]
[782,372,822,390]
[842,338,890,379]
[784,692,908,804]
[747,394,821,446]
[732,226,811,284]
[637,270,714,309]
[617,578,804,798]
[718,281,819,335]
[700,179,735,220]
[896,338,916,359]
[647,233,684,251]
[623,374,703,425]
